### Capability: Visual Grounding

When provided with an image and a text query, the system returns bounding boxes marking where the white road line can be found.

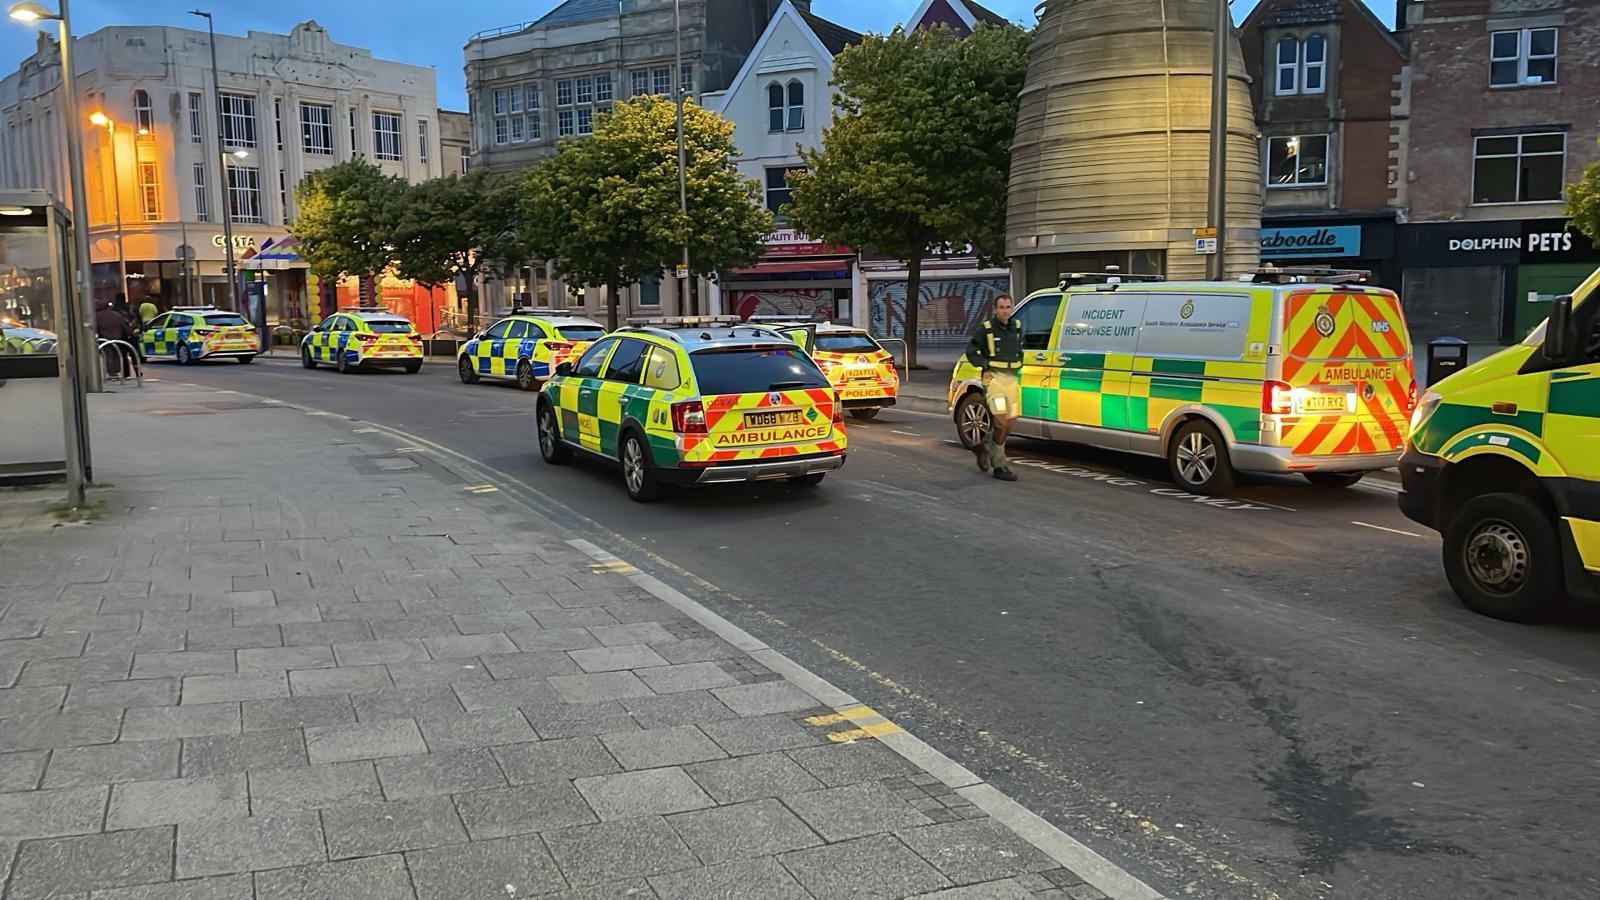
[1358,479,1402,495]
[891,430,920,437]
[883,407,948,419]
[1352,521,1429,538]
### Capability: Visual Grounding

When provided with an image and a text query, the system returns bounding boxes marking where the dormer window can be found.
[1274,35,1327,96]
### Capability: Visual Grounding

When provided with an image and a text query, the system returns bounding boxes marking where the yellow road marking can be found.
[589,560,639,575]
[825,721,903,743]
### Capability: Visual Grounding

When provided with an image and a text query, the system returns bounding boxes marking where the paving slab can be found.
[181,672,289,705]
[911,881,1038,899]
[452,781,598,839]
[522,700,640,740]
[0,783,107,838]
[543,815,699,887]
[253,853,418,900]
[321,795,468,858]
[5,824,175,899]
[121,702,240,741]
[0,684,68,717]
[175,810,327,877]
[305,716,427,764]
[87,872,254,900]
[570,644,670,673]
[1,708,125,751]
[780,833,954,900]
[711,681,820,717]
[788,741,920,787]
[477,649,581,680]
[375,747,507,799]
[236,645,336,673]
[667,797,823,864]
[600,725,727,770]
[895,819,1061,886]
[405,834,568,900]
[43,740,179,788]
[574,767,715,820]
[684,751,824,804]
[786,780,936,842]
[64,678,180,711]
[548,671,654,704]
[649,857,812,900]
[248,761,383,815]
[417,707,536,751]
[0,749,46,791]
[620,690,739,729]
[494,736,621,786]
[106,773,249,829]
[288,665,393,696]
[242,694,356,732]
[352,685,467,722]
[635,661,739,694]
[700,714,823,756]
[181,728,307,777]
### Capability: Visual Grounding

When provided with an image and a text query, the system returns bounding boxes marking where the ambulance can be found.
[1400,265,1600,621]
[948,268,1417,494]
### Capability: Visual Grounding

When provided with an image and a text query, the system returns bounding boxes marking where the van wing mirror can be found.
[1544,294,1575,361]
[554,361,574,377]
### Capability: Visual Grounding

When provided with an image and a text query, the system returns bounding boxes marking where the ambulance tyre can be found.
[516,360,537,391]
[620,430,661,503]
[1443,493,1561,623]
[848,408,879,421]
[176,344,193,366]
[237,355,254,365]
[537,402,572,465]
[403,361,422,374]
[1305,472,1364,489]
[458,356,478,384]
[301,346,316,369]
[954,391,990,450]
[1167,420,1234,495]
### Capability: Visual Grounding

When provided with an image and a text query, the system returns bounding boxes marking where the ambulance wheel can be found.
[1444,493,1561,622]
[516,360,537,391]
[1168,420,1234,495]
[403,361,422,374]
[237,355,254,365]
[848,408,879,421]
[176,344,193,366]
[458,356,478,384]
[537,402,572,465]
[301,346,316,369]
[954,391,990,450]
[620,430,661,503]
[1305,472,1364,489]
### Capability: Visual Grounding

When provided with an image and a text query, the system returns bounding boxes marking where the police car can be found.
[457,310,607,390]
[753,318,900,420]
[142,306,258,364]
[536,316,848,501]
[301,307,424,374]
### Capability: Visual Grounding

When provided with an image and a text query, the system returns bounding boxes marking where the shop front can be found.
[858,250,1011,348]
[1396,218,1600,345]
[1257,214,1398,287]
[720,229,854,322]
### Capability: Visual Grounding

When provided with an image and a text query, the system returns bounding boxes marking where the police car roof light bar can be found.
[338,304,393,313]
[626,315,744,328]
[1250,266,1371,285]
[509,306,585,316]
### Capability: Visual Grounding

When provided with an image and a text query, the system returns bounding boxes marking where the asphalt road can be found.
[144,355,1600,900]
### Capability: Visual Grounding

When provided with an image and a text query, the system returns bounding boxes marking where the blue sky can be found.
[0,0,1386,111]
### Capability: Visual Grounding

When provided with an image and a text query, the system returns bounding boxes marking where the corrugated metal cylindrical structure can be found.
[1007,0,1261,290]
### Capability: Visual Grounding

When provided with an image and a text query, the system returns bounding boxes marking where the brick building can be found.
[1398,0,1600,343]
[1242,0,1409,286]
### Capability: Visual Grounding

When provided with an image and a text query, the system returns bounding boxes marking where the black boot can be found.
[993,467,1017,482]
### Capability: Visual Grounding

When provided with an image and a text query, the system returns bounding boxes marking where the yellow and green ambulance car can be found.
[948,269,1417,494]
[457,311,606,390]
[537,317,847,502]
[300,307,423,374]
[1400,266,1600,621]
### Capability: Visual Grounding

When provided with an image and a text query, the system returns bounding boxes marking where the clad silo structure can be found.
[1007,0,1261,291]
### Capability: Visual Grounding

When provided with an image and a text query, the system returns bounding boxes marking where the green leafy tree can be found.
[522,95,771,329]
[389,169,534,327]
[1568,139,1600,247]
[786,23,1030,366]
[292,159,406,284]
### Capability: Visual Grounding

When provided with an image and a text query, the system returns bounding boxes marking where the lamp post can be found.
[88,111,127,302]
[1205,0,1231,280]
[189,9,241,320]
[672,0,691,314]
[8,0,93,507]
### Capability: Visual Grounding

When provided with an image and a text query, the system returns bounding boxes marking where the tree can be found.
[786,24,1030,366]
[522,95,771,329]
[1568,139,1600,247]
[389,169,534,326]
[292,159,406,286]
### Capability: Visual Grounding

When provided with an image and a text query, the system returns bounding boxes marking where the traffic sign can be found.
[675,263,689,280]
[1193,227,1217,239]
[1195,238,1218,255]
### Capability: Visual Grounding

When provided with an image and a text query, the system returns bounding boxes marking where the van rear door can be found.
[1280,288,1415,457]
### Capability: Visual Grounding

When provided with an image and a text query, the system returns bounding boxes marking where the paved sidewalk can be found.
[0,383,1148,900]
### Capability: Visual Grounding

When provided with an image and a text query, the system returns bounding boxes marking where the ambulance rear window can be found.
[557,325,607,341]
[816,334,880,354]
[202,313,248,326]
[366,320,414,334]
[690,347,829,395]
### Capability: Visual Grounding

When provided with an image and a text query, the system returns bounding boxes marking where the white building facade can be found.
[0,20,444,325]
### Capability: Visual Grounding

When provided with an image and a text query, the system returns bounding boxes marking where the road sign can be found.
[1195,238,1218,255]
[1193,227,1217,239]
[674,263,689,280]
[176,244,194,260]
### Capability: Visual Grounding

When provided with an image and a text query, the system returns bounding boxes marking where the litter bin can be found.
[1426,337,1469,386]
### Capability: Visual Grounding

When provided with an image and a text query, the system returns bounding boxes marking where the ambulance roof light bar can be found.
[1059,266,1166,290]
[1250,266,1372,285]
[626,315,744,328]
[170,305,221,311]
[338,304,394,313]
[509,305,587,316]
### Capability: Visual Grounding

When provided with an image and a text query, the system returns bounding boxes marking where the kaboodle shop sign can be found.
[1259,225,1362,259]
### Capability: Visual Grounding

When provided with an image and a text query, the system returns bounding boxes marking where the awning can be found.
[731,258,852,276]
[241,236,308,271]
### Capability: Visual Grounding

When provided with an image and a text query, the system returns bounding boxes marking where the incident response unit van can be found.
[1400,266,1600,621]
[948,268,1417,494]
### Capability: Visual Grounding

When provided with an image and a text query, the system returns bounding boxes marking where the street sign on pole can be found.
[675,263,689,280]
[1194,227,1218,255]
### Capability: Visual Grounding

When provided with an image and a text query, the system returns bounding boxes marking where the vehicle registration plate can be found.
[745,410,802,427]
[1299,393,1349,413]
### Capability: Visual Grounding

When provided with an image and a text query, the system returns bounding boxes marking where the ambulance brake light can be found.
[1405,381,1419,413]
[671,400,707,434]
[1262,380,1294,415]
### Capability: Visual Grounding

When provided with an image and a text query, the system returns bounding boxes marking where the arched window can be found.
[1302,35,1327,94]
[1275,38,1299,95]
[786,81,804,131]
[133,89,154,134]
[768,83,785,132]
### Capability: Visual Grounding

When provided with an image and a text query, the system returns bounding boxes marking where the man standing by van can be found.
[966,294,1023,482]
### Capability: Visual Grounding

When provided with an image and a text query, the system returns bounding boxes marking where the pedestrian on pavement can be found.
[113,292,144,362]
[137,296,159,325]
[95,298,134,378]
[965,293,1024,482]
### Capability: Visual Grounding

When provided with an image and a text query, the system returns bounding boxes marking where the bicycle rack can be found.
[97,338,143,388]
[269,326,303,354]
[428,331,463,358]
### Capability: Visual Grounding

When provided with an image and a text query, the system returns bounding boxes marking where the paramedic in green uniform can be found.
[965,294,1023,482]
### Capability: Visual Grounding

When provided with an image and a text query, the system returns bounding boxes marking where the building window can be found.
[653,67,671,96]
[137,162,159,221]
[765,166,801,214]
[526,85,543,141]
[218,92,256,148]
[556,79,573,107]
[631,69,649,97]
[596,73,613,103]
[300,103,334,155]
[1491,28,1557,87]
[1473,132,1565,204]
[279,170,289,223]
[372,112,402,161]
[576,76,594,105]
[768,83,784,132]
[460,149,469,174]
[187,92,203,144]
[1274,36,1326,95]
[786,81,804,130]
[1302,35,1326,93]
[349,108,358,158]
[680,64,694,96]
[192,161,209,223]
[227,164,262,224]
[1275,38,1298,94]
[418,119,429,165]
[558,109,574,138]
[1266,134,1328,187]
[576,107,593,136]
[274,98,283,150]
[133,89,154,136]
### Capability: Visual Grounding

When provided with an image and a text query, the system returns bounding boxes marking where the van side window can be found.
[1059,293,1147,355]
[573,339,615,378]
[1013,295,1062,350]
[1135,293,1252,360]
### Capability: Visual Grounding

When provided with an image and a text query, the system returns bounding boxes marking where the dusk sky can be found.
[0,0,1389,111]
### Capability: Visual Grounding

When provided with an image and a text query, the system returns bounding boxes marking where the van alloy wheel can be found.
[1175,431,1218,485]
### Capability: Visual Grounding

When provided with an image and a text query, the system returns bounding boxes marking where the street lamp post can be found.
[672,0,691,315]
[8,0,93,507]
[189,9,242,323]
[88,112,127,302]
[1205,0,1231,280]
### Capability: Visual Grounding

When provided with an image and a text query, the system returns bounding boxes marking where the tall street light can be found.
[88,111,127,302]
[8,0,93,506]
[672,0,691,315]
[189,9,241,322]
[1205,0,1232,280]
